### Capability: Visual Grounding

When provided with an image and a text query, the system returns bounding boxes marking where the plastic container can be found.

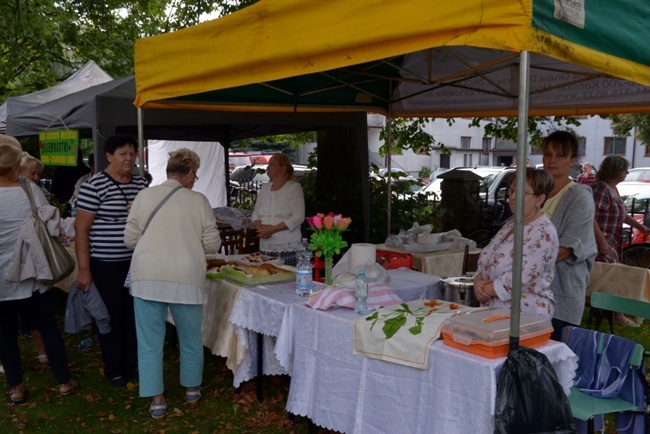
[296,247,312,297]
[376,250,413,270]
[440,308,553,358]
[354,269,368,315]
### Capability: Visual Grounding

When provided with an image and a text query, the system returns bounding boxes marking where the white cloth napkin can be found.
[306,283,402,310]
[353,299,474,369]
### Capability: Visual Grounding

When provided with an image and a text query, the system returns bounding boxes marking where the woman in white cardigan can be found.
[252,153,305,265]
[124,148,221,419]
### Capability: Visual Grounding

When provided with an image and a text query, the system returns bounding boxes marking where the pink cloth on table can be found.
[306,283,403,310]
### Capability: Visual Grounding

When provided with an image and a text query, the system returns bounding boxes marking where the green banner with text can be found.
[39,129,79,166]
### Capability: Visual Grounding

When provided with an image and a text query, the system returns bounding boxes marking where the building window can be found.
[604,137,626,155]
[461,137,471,149]
[482,137,491,155]
[577,137,586,156]
[463,154,473,167]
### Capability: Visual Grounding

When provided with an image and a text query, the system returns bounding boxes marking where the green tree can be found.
[0,0,258,103]
[378,116,582,158]
[379,118,451,157]
[468,116,582,148]
[607,113,650,147]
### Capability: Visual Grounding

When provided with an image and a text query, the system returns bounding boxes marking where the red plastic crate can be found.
[376,250,413,270]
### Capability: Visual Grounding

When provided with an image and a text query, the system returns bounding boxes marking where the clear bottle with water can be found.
[295,239,312,297]
[354,269,368,315]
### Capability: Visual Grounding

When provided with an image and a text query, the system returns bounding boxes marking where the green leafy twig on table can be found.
[366,303,433,339]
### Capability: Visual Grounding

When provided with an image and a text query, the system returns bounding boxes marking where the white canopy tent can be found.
[0,60,112,133]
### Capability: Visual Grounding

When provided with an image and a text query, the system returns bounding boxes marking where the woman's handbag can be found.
[22,183,75,285]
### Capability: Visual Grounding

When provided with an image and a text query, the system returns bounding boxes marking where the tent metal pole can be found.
[137,107,145,176]
[386,84,393,237]
[510,50,531,340]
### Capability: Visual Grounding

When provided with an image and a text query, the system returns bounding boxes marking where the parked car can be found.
[618,181,650,246]
[423,166,514,207]
[624,167,650,183]
[228,152,253,171]
[230,163,313,190]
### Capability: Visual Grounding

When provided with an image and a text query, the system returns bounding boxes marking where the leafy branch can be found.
[366,303,432,339]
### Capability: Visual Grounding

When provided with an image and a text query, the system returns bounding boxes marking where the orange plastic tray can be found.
[441,328,552,359]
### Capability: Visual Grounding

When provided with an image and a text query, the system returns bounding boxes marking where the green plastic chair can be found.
[588,292,650,353]
[589,292,650,324]
[564,323,647,434]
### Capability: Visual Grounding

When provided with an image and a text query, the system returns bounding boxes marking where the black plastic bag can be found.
[494,345,575,434]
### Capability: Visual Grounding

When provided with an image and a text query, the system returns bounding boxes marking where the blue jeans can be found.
[133,297,203,397]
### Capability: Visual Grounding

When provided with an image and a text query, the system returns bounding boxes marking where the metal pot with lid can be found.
[439,276,478,306]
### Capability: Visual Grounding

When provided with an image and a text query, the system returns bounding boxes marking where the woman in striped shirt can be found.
[74,135,148,388]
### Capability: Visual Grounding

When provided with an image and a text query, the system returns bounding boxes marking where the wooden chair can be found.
[461,245,480,275]
[241,228,260,254]
[219,228,244,255]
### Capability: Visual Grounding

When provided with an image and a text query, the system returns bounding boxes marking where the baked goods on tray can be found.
[230,263,291,277]
[206,258,238,274]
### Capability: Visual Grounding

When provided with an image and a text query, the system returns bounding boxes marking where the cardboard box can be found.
[440,308,552,358]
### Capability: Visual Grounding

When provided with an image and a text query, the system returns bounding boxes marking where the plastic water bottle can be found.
[296,241,312,297]
[354,269,368,315]
[77,338,93,349]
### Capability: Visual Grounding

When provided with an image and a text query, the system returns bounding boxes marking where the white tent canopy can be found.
[0,60,112,133]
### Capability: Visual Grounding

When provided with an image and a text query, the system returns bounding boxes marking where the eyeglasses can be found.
[507,188,536,197]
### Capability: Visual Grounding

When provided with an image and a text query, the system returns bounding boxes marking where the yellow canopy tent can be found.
[134,0,650,117]
[133,0,650,355]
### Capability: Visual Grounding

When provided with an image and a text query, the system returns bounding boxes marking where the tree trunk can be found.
[316,123,369,244]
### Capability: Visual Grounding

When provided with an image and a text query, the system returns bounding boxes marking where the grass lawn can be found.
[0,289,330,433]
[0,289,648,433]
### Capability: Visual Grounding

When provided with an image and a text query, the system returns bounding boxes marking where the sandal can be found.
[36,354,49,365]
[149,400,167,419]
[186,386,202,404]
[8,385,27,404]
[59,380,78,396]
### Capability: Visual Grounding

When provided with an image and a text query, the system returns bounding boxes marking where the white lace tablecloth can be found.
[275,304,578,434]
[227,269,440,387]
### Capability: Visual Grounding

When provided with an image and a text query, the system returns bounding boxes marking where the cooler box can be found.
[440,308,553,358]
[376,250,413,270]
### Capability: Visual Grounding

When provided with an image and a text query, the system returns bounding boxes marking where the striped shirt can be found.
[77,171,148,261]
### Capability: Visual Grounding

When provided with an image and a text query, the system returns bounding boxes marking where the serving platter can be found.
[220,264,296,285]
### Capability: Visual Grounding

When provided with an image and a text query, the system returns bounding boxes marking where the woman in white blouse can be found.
[473,169,559,318]
[252,154,305,265]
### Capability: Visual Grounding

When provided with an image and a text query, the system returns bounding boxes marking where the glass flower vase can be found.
[324,255,334,285]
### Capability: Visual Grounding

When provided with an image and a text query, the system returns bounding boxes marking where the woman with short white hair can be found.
[124,148,221,419]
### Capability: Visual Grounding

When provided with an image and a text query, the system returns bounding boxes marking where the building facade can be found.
[367,114,650,176]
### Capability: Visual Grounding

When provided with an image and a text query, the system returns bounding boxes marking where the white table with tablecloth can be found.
[274,304,578,434]
[201,268,441,387]
[586,261,650,301]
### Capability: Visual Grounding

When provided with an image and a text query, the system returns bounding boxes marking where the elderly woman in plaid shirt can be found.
[592,155,650,327]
